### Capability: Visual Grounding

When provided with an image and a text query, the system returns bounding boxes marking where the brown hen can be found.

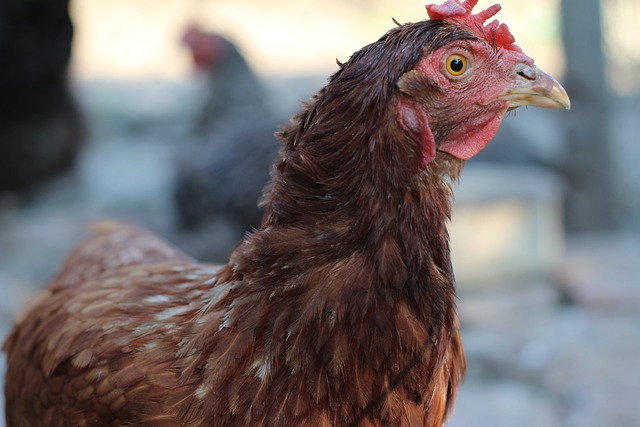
[4,1,569,426]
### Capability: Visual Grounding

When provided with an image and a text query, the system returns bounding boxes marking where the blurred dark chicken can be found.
[181,24,272,136]
[0,0,85,194]
[4,1,569,426]
[176,25,282,260]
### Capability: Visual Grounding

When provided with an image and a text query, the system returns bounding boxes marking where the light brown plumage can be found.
[4,1,569,425]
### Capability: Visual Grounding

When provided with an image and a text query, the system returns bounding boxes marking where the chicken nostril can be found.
[517,71,534,80]
[515,64,538,81]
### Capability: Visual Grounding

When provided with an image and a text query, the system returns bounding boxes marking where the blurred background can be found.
[0,0,638,425]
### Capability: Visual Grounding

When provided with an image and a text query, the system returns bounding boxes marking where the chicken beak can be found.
[491,65,571,111]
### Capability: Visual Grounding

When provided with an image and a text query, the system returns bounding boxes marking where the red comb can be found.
[425,0,521,52]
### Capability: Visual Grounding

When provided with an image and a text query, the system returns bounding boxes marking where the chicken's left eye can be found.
[446,54,468,77]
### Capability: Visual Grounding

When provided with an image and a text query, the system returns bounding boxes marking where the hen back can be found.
[3,223,200,423]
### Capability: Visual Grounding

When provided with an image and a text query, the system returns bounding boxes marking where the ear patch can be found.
[396,97,436,166]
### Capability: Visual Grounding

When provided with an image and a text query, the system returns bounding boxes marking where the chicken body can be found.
[5,221,463,426]
[175,28,283,261]
[4,1,569,425]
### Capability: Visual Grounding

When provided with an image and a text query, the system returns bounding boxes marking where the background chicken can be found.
[0,0,85,195]
[4,1,569,425]
[175,25,285,261]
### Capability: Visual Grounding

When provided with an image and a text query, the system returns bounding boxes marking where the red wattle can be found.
[437,112,504,160]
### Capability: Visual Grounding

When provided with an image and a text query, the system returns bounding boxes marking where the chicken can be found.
[4,1,570,425]
[175,25,283,261]
[0,0,85,194]
[180,24,273,137]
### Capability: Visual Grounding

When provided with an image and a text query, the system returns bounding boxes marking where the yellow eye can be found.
[446,54,468,77]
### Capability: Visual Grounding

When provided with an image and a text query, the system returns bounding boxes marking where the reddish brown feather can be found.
[2,16,476,427]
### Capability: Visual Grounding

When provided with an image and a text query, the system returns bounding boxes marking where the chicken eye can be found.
[445,54,468,77]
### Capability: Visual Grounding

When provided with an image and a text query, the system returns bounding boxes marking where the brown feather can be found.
[2,18,475,427]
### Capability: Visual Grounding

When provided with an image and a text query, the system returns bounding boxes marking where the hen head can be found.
[396,0,570,164]
[397,0,570,163]
[181,23,229,70]
[267,1,570,224]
